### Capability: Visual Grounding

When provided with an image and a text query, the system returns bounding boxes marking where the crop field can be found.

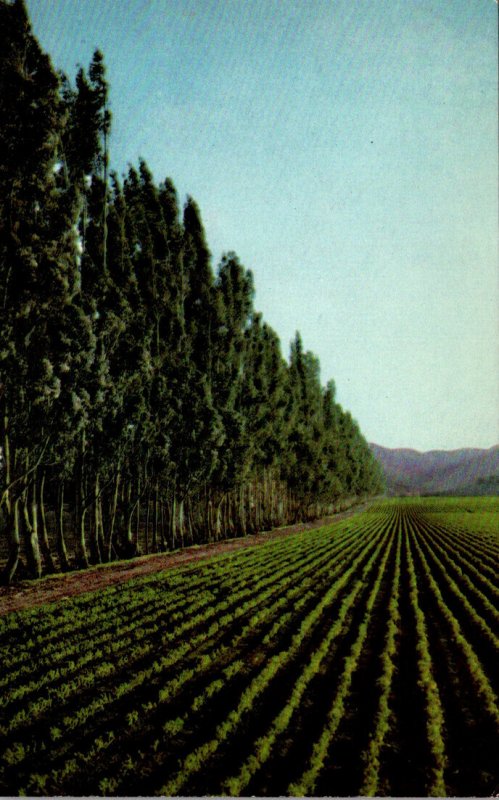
[0,498,497,797]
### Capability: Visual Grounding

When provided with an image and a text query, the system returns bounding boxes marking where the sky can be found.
[27,0,498,452]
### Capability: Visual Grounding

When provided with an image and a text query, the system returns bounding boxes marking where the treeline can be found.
[0,0,383,584]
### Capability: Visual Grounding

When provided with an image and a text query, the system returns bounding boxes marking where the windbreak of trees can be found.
[0,0,384,584]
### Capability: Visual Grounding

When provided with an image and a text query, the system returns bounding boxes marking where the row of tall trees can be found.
[0,0,384,584]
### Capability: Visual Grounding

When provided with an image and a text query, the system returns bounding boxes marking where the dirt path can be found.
[0,502,373,618]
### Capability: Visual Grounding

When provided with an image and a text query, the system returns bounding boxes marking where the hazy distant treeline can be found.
[0,0,384,583]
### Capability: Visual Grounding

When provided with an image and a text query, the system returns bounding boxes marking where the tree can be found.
[0,1,384,581]
[0,0,93,582]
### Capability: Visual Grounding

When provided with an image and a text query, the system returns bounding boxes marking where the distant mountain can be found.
[370,444,499,496]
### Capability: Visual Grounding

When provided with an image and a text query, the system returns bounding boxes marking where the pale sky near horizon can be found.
[27,0,498,452]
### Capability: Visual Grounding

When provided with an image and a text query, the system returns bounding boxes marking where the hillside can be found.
[370,444,499,495]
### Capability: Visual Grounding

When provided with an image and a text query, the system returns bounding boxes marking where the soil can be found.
[0,501,373,618]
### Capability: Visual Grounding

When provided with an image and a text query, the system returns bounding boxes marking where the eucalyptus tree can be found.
[208,253,254,537]
[182,197,215,379]
[0,0,94,581]
[122,164,198,551]
[57,49,113,566]
[100,174,152,557]
[238,315,289,530]
[282,333,328,518]
[0,0,384,581]
[319,380,345,502]
[162,197,222,543]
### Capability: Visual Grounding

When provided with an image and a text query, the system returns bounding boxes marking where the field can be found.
[0,498,497,796]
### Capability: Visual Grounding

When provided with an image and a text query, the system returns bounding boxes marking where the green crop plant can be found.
[405,523,448,797]
[2,502,496,797]
[410,530,499,728]
[417,527,498,648]
[159,524,390,796]
[360,526,402,796]
[289,529,394,797]
[1,742,27,767]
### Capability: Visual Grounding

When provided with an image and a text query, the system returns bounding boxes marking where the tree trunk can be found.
[206,493,213,543]
[238,484,246,537]
[177,498,185,547]
[134,490,141,553]
[169,495,177,551]
[22,482,42,579]
[145,487,151,555]
[38,471,55,573]
[1,497,21,586]
[89,474,102,564]
[75,478,89,568]
[152,482,158,552]
[106,470,121,561]
[160,500,166,551]
[75,439,89,568]
[214,496,223,541]
[56,483,70,571]
[0,410,22,585]
[185,498,194,546]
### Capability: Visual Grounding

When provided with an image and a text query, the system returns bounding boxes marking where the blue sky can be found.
[28,0,498,451]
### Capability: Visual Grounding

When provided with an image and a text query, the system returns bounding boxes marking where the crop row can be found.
[1,520,350,648]
[1,500,497,797]
[0,517,365,685]
[414,517,499,600]
[1,521,366,738]
[1,515,384,792]
[408,519,499,729]
[158,522,393,796]
[409,514,498,647]
[403,513,447,796]
[287,524,395,796]
[359,523,402,795]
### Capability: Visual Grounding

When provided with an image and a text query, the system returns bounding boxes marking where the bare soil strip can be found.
[0,502,372,618]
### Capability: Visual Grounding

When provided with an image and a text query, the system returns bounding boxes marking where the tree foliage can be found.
[0,1,384,582]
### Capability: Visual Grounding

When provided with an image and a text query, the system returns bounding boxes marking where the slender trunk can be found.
[185,498,194,546]
[75,480,89,568]
[124,484,139,558]
[56,482,70,571]
[152,483,158,552]
[178,497,184,549]
[250,480,256,532]
[74,433,89,568]
[97,490,105,557]
[145,488,151,555]
[238,484,246,537]
[1,410,22,585]
[205,493,213,543]
[225,493,231,538]
[260,468,268,530]
[22,481,42,579]
[106,469,121,561]
[221,493,229,539]
[134,492,141,552]
[38,471,55,573]
[125,506,134,549]
[214,496,222,541]
[160,500,166,551]
[1,497,21,586]
[170,496,176,551]
[164,500,170,550]
[90,474,102,564]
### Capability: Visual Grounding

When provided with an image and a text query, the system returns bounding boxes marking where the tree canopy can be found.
[0,0,384,583]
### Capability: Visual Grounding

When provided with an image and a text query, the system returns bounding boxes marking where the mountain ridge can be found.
[370,443,499,495]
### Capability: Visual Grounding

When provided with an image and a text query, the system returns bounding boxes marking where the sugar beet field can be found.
[0,498,498,797]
